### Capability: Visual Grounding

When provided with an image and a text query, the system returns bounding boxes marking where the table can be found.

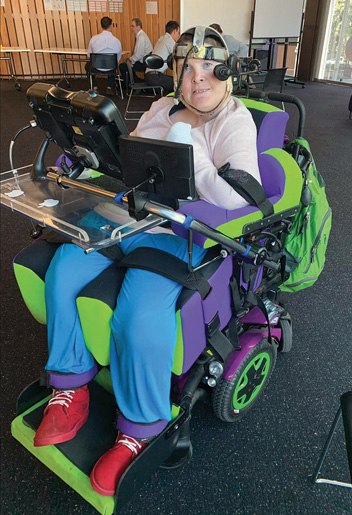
[0,47,31,91]
[34,48,89,87]
[0,165,164,252]
[34,48,129,87]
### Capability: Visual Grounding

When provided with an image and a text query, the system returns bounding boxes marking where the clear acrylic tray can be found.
[0,166,166,250]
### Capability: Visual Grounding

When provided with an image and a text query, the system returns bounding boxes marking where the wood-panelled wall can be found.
[0,0,180,79]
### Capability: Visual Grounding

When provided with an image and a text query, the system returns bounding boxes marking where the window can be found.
[318,0,352,84]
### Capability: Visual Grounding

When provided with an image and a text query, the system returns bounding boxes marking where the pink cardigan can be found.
[131,96,260,210]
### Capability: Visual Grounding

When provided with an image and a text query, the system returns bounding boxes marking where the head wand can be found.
[173,45,198,105]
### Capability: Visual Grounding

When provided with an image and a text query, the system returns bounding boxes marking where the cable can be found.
[8,120,39,234]
[9,120,37,170]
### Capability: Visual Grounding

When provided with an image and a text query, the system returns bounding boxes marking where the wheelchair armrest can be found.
[171,148,302,248]
[171,200,259,248]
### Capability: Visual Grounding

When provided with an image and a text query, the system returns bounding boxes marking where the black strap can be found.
[227,274,242,349]
[207,330,236,362]
[246,290,272,344]
[118,247,211,299]
[219,165,274,217]
[230,275,242,313]
[206,313,236,362]
[98,245,124,261]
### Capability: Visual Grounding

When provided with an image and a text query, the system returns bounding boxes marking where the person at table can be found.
[209,23,248,56]
[119,18,153,90]
[144,20,180,93]
[86,16,122,96]
[30,26,260,497]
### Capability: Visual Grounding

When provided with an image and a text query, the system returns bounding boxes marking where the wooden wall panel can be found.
[52,11,64,49]
[0,6,10,75]
[19,0,37,74]
[27,0,45,76]
[276,45,297,74]
[12,0,31,75]
[0,0,181,80]
[3,0,22,75]
[172,0,180,23]
[35,0,54,76]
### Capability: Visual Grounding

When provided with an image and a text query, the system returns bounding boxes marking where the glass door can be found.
[318,0,352,84]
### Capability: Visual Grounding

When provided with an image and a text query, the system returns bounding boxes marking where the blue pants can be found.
[45,229,206,428]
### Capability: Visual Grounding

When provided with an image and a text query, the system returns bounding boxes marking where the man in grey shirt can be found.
[119,18,153,89]
[145,20,180,93]
[86,16,122,95]
[210,23,248,56]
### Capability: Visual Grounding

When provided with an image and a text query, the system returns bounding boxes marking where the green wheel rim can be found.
[232,352,271,410]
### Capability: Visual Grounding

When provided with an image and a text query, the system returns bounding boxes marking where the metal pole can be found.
[341,391,352,483]
[313,406,342,483]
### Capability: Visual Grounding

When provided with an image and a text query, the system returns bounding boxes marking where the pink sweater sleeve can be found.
[191,100,261,210]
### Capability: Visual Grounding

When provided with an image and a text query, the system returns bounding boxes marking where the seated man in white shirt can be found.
[209,23,248,57]
[119,18,153,90]
[86,16,122,96]
[144,20,180,93]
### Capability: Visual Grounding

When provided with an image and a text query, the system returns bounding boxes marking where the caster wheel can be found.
[212,339,277,422]
[160,442,193,470]
[15,83,22,91]
[277,318,292,353]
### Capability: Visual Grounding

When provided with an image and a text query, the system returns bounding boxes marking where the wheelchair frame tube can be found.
[128,199,280,272]
[45,171,280,271]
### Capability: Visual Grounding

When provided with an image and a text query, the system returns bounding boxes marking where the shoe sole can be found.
[33,411,89,447]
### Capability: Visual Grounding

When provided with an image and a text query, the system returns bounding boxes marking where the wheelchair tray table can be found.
[0,166,166,250]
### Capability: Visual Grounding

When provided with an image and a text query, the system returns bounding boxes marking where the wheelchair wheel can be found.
[212,339,277,422]
[277,318,292,353]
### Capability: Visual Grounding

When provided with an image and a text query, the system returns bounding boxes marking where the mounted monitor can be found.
[27,83,128,180]
[119,135,197,201]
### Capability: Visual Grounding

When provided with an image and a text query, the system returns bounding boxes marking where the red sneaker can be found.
[33,385,89,447]
[90,432,148,496]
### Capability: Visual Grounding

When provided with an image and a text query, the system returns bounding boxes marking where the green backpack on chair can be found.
[280,138,332,292]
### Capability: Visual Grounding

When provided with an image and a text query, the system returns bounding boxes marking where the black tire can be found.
[212,339,277,422]
[277,318,292,353]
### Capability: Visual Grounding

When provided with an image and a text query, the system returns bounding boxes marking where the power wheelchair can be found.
[1,82,309,514]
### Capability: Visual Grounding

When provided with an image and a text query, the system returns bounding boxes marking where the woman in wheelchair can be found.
[31,27,261,496]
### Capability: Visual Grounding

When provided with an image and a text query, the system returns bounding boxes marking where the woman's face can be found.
[177,57,227,112]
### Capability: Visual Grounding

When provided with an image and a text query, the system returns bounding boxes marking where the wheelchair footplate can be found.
[11,368,189,514]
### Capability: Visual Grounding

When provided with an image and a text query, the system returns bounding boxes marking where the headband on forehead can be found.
[174,25,229,63]
[174,45,228,62]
